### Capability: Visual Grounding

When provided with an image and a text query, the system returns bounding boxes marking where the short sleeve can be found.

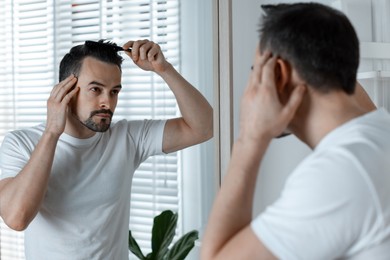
[0,132,32,180]
[125,119,167,162]
[250,150,375,260]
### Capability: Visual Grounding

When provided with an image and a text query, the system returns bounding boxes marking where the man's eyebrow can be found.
[88,81,122,89]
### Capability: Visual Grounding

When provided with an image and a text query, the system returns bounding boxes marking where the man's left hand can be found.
[123,39,170,74]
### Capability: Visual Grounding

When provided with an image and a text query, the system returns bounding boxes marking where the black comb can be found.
[85,40,131,52]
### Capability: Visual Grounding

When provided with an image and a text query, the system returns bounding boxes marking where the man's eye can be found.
[91,87,100,92]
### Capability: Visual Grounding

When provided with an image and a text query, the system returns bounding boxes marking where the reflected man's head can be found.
[59,40,124,81]
[59,40,124,132]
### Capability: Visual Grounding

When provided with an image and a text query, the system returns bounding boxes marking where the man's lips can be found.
[90,109,113,119]
[95,113,111,118]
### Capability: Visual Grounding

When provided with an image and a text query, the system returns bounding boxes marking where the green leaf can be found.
[151,210,178,259]
[165,230,199,260]
[129,230,146,260]
[146,252,154,260]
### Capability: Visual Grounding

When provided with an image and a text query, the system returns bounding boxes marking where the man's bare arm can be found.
[159,65,213,153]
[123,40,213,154]
[0,132,61,230]
[0,75,79,231]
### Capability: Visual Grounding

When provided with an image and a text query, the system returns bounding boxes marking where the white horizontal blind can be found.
[0,1,54,259]
[0,0,13,145]
[0,0,181,259]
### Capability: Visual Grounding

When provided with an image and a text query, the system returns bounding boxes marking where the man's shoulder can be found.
[110,119,142,133]
[110,118,166,132]
[316,109,390,151]
[3,124,45,142]
[111,118,147,126]
[359,107,390,126]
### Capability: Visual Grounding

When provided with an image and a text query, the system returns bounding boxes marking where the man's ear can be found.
[275,58,291,93]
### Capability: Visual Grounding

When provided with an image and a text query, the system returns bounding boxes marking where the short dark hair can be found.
[59,39,124,81]
[259,3,359,94]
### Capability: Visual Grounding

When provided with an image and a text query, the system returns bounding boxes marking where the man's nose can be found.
[99,94,111,109]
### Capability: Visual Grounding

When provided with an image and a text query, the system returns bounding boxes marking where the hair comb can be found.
[85,40,132,52]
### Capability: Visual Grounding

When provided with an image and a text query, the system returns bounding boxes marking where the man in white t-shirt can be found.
[202,3,390,260]
[0,39,213,259]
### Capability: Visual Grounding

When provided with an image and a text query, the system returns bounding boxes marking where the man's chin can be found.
[92,123,111,132]
[83,120,111,132]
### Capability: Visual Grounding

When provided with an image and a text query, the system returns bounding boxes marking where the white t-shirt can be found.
[0,119,166,260]
[251,108,390,260]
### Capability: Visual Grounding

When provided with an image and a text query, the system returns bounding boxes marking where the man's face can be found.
[71,57,122,132]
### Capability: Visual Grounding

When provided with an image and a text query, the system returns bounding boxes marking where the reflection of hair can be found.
[59,40,124,81]
[260,3,359,94]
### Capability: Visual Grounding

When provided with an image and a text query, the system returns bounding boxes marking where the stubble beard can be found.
[83,117,111,132]
[80,109,113,132]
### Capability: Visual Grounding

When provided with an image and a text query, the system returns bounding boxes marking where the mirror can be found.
[0,1,217,259]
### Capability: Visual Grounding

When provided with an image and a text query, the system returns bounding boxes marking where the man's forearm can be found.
[0,132,59,231]
[201,136,271,259]
[158,64,213,138]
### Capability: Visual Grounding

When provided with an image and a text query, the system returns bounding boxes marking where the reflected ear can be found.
[275,58,291,93]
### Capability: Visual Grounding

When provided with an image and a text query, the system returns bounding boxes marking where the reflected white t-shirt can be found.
[251,108,390,260]
[0,119,166,260]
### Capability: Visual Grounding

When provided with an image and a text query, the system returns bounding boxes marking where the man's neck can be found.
[291,89,371,149]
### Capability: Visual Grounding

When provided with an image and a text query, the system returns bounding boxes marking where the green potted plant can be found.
[129,210,199,260]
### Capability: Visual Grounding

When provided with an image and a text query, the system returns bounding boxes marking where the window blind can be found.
[0,0,181,259]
